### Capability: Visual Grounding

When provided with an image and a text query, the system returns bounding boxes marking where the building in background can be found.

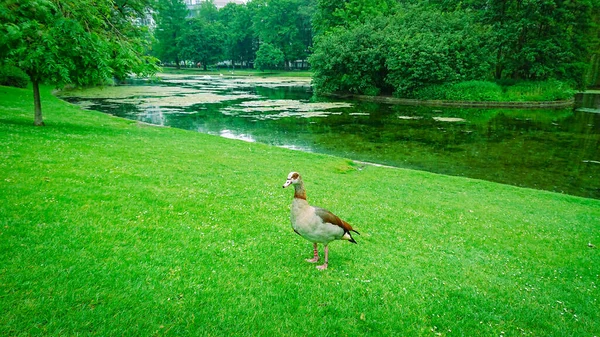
[185,0,246,10]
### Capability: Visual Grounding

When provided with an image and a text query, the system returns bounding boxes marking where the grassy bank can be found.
[412,80,575,102]
[1,85,599,336]
[159,66,313,78]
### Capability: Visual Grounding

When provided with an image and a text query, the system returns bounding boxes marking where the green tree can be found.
[179,18,225,70]
[195,0,219,22]
[311,6,493,97]
[0,0,158,125]
[384,7,493,97]
[464,0,600,85]
[254,42,284,70]
[313,0,396,34]
[218,3,255,68]
[153,0,189,69]
[310,19,390,95]
[250,0,314,69]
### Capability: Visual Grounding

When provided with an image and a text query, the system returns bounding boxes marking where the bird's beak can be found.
[283,180,292,188]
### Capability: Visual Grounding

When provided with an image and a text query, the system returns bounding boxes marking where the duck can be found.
[282,172,359,270]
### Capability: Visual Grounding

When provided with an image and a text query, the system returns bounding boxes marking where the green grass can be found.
[413,80,575,102]
[160,66,313,78]
[1,85,599,336]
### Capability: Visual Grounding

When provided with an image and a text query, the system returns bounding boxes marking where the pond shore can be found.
[323,92,575,109]
[155,70,576,108]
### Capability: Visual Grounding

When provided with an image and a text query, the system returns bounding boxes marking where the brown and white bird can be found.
[282,171,359,270]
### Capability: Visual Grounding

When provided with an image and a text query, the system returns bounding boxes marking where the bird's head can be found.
[283,171,301,188]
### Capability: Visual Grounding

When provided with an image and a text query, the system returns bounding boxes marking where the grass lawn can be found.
[1,85,599,336]
[159,66,313,78]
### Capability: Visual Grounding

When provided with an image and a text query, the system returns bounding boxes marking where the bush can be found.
[413,81,503,101]
[444,81,503,101]
[0,65,29,88]
[413,80,574,101]
[311,6,494,97]
[411,84,449,100]
[310,19,390,95]
[384,8,493,97]
[503,80,575,101]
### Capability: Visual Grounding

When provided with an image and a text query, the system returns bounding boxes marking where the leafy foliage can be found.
[502,80,576,101]
[384,7,493,97]
[311,0,600,96]
[0,64,29,88]
[465,0,599,86]
[219,3,255,68]
[1,0,157,86]
[412,80,575,101]
[153,0,189,68]
[311,7,494,97]
[254,43,284,71]
[250,0,313,66]
[178,18,225,70]
[0,0,158,124]
[310,19,389,95]
[313,0,396,34]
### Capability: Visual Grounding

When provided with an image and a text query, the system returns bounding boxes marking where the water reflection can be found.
[218,129,256,142]
[58,76,600,199]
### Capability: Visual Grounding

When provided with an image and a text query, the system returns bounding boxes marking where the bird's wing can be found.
[314,207,354,232]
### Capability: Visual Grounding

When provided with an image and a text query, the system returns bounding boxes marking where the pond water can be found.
[58,74,600,199]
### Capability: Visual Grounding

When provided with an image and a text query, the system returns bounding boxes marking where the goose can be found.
[282,172,359,270]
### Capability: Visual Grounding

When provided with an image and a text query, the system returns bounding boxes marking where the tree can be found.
[464,0,600,85]
[178,18,225,70]
[254,43,284,70]
[154,0,189,69]
[313,0,395,34]
[195,0,219,22]
[0,0,158,126]
[384,7,493,97]
[311,0,600,95]
[249,0,314,69]
[218,3,255,68]
[310,25,388,95]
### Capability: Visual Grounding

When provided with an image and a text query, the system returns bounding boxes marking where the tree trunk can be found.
[495,46,503,79]
[32,79,44,126]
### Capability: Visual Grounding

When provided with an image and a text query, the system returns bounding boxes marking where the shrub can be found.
[412,84,449,100]
[384,8,493,97]
[0,64,29,88]
[503,80,575,101]
[310,19,390,96]
[444,81,503,101]
[413,81,502,101]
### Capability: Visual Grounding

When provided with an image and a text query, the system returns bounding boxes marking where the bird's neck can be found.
[294,182,307,200]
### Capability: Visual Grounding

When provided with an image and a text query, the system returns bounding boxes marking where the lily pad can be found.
[432,117,467,122]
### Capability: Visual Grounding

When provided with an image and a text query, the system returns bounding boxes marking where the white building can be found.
[185,0,246,9]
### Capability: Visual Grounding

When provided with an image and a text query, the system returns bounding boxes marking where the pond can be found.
[58,74,600,199]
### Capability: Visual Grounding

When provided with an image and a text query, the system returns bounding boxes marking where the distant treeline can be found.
[153,0,599,96]
[153,0,313,71]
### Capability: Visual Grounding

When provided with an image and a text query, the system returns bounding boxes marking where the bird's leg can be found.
[306,242,319,263]
[316,245,329,270]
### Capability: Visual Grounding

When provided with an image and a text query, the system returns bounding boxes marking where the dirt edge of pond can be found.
[323,93,575,109]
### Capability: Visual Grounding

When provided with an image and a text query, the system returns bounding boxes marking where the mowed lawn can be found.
[1,85,598,336]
